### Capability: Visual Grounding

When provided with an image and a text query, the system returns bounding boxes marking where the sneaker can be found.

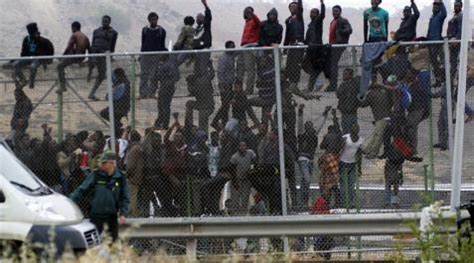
[88,95,99,101]
[29,82,35,89]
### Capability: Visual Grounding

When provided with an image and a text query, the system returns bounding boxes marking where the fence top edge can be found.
[0,40,470,62]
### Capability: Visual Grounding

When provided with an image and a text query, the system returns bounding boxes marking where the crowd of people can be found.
[3,0,474,253]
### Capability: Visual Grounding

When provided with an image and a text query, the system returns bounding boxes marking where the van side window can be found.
[0,190,5,203]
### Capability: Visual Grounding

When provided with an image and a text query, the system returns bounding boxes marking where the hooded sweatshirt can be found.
[259,8,283,47]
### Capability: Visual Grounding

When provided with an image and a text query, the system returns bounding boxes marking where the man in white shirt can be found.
[339,124,363,209]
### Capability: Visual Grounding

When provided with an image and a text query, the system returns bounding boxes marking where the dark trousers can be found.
[449,44,460,81]
[286,47,305,84]
[155,81,176,129]
[58,58,84,90]
[429,45,444,80]
[89,57,107,98]
[13,59,40,89]
[248,165,282,215]
[211,83,234,128]
[328,47,346,91]
[91,215,119,242]
[100,108,124,138]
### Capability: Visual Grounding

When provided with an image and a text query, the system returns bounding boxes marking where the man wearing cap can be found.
[13,23,55,89]
[70,151,130,242]
[394,0,420,41]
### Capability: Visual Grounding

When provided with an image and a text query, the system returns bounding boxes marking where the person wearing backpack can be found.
[70,151,130,242]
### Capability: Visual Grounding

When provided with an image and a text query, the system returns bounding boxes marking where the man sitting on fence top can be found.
[13,23,54,90]
[57,21,90,93]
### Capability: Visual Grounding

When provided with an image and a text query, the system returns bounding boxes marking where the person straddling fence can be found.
[88,15,118,100]
[139,12,167,99]
[57,21,90,93]
[70,151,130,242]
[13,23,54,90]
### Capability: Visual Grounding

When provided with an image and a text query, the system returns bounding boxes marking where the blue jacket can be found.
[427,4,447,40]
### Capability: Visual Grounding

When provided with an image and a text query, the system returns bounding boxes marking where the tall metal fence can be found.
[1,41,474,256]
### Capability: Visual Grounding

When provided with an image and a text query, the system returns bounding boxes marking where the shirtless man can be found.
[57,21,90,93]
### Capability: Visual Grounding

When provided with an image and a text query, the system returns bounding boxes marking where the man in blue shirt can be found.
[426,0,447,83]
[364,0,389,42]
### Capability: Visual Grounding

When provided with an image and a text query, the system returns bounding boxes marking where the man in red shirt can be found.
[327,5,352,91]
[236,6,261,95]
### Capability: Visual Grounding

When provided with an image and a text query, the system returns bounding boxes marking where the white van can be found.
[0,139,100,256]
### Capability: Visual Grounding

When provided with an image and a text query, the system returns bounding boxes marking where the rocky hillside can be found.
[0,0,453,57]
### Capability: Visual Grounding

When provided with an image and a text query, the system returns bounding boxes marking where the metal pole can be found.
[57,91,63,144]
[106,52,116,154]
[130,56,137,130]
[443,39,455,174]
[273,46,289,253]
[450,0,471,211]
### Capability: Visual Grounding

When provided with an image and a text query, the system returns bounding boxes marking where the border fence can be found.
[1,40,473,257]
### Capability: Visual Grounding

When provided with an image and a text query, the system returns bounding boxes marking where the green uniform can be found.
[70,169,130,218]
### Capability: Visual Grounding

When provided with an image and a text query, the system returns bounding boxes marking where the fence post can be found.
[273,46,289,253]
[130,55,137,130]
[106,52,116,153]
[57,91,63,144]
[351,47,358,73]
[443,39,454,175]
[450,0,471,211]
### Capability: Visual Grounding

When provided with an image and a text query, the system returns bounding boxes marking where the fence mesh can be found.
[1,42,474,256]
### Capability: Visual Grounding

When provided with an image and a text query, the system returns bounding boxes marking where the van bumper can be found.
[29,220,101,254]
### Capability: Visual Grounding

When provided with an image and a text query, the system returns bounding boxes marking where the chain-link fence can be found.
[1,41,473,257]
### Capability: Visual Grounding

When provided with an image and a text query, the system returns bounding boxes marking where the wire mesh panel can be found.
[113,48,288,219]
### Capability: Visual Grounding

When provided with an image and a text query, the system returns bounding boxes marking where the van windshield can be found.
[0,144,43,193]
